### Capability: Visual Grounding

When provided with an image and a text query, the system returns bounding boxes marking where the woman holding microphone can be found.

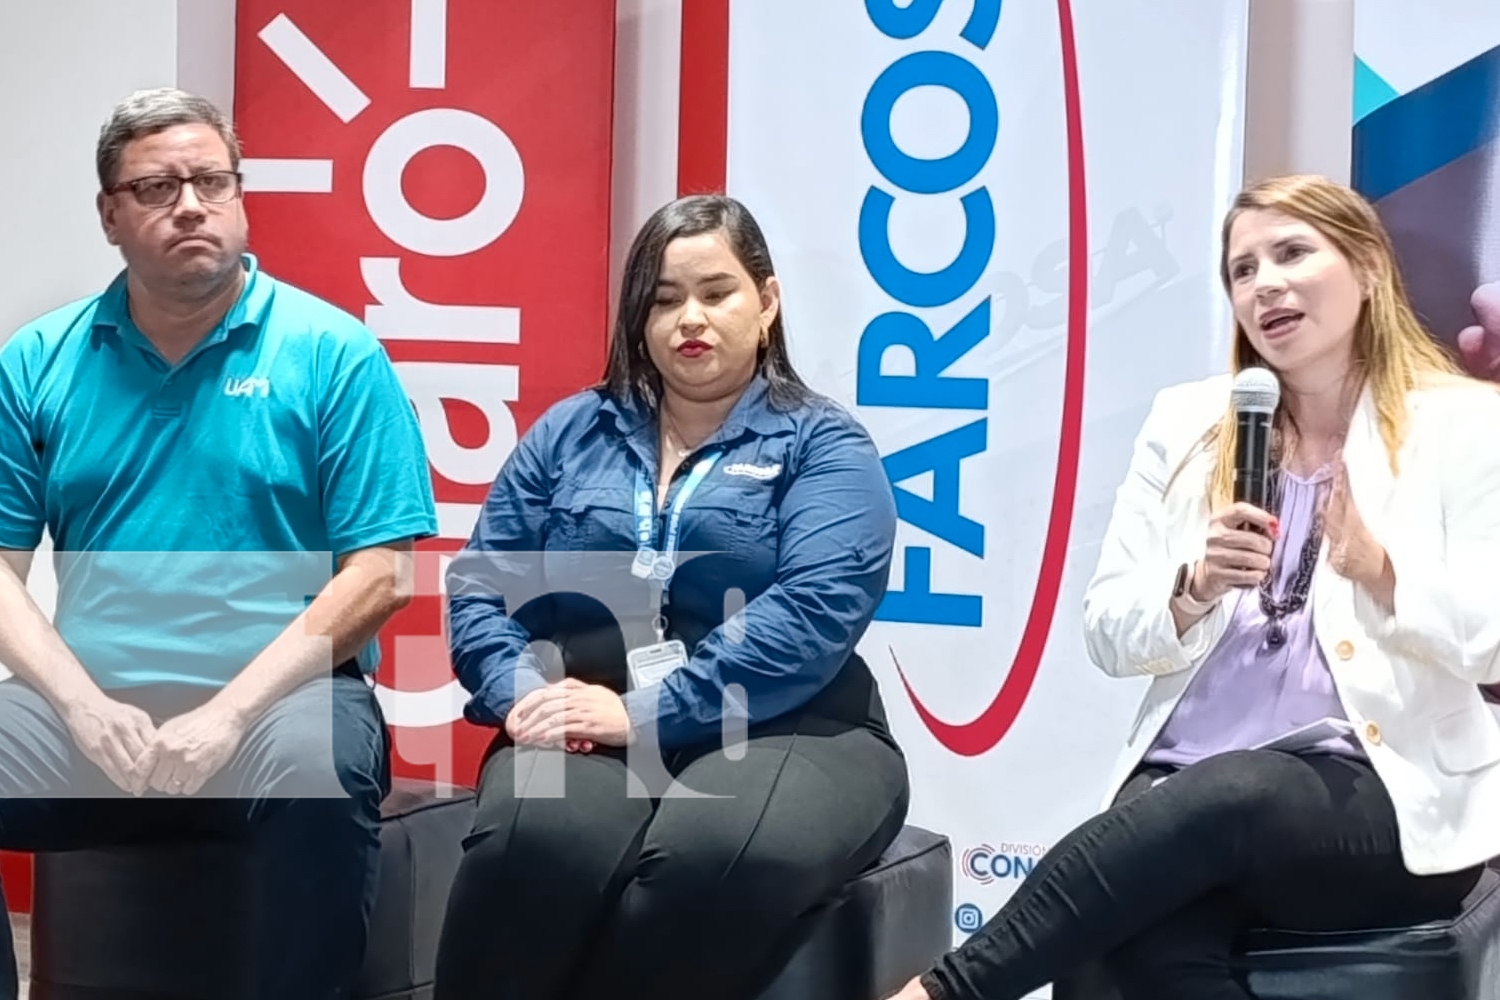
[889,174,1500,1000]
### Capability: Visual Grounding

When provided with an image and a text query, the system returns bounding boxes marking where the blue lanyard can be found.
[633,451,721,586]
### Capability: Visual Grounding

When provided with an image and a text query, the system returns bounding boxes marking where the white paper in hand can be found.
[1251,716,1358,754]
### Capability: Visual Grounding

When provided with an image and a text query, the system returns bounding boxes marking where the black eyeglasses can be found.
[103,170,243,208]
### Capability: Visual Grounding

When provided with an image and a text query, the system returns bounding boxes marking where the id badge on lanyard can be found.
[626,451,720,690]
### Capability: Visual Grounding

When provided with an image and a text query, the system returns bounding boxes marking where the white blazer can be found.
[1083,373,1500,876]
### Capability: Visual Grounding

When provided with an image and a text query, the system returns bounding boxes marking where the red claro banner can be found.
[234,0,616,785]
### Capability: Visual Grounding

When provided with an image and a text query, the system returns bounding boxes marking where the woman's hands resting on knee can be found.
[505,677,635,751]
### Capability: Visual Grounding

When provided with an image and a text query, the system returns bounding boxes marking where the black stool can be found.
[1055,866,1500,1000]
[29,778,475,1000]
[30,788,952,1000]
[755,824,953,1000]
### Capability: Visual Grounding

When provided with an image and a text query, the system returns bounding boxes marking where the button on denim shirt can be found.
[446,376,898,751]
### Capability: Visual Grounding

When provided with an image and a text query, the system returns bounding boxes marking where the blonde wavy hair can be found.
[1197,174,1464,508]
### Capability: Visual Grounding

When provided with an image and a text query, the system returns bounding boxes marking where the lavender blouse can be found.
[1144,465,1365,766]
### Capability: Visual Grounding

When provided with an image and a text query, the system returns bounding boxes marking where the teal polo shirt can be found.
[0,254,437,689]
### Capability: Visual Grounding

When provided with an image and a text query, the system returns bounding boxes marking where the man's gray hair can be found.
[96,88,242,189]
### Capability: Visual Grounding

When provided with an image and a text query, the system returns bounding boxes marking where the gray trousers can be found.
[0,667,390,1000]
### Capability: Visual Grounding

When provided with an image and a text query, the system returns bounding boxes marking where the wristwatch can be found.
[1171,561,1216,615]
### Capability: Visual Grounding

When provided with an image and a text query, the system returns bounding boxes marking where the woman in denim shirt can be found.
[434,195,911,1000]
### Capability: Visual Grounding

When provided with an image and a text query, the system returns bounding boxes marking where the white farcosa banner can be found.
[724,0,1250,966]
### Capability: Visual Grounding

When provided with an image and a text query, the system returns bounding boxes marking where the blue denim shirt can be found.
[446,376,897,750]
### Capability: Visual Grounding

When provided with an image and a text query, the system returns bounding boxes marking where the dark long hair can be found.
[600,195,811,410]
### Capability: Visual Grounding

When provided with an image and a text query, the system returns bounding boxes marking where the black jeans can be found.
[433,706,910,1000]
[922,750,1482,1000]
[0,667,390,1000]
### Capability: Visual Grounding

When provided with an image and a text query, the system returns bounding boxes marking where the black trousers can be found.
[922,750,1482,1000]
[432,697,910,1000]
[0,669,390,1000]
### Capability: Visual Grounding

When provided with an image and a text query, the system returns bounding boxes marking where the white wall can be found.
[0,0,232,634]
[1243,0,1355,182]
[0,1,183,338]
[177,0,239,114]
[610,0,683,298]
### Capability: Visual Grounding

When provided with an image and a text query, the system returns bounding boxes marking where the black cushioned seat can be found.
[29,782,952,1000]
[755,824,953,1000]
[1055,866,1500,1000]
[29,778,476,1000]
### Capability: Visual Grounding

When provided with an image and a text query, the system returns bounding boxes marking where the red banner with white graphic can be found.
[234,0,616,784]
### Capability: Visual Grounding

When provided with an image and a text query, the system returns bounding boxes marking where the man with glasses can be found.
[0,89,436,998]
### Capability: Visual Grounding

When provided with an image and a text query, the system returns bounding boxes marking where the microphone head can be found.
[1231,366,1280,414]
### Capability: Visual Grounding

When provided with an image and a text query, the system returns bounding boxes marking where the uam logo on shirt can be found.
[224,376,271,398]
[723,462,781,481]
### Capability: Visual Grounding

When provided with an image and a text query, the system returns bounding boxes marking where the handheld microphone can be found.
[1231,367,1279,509]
